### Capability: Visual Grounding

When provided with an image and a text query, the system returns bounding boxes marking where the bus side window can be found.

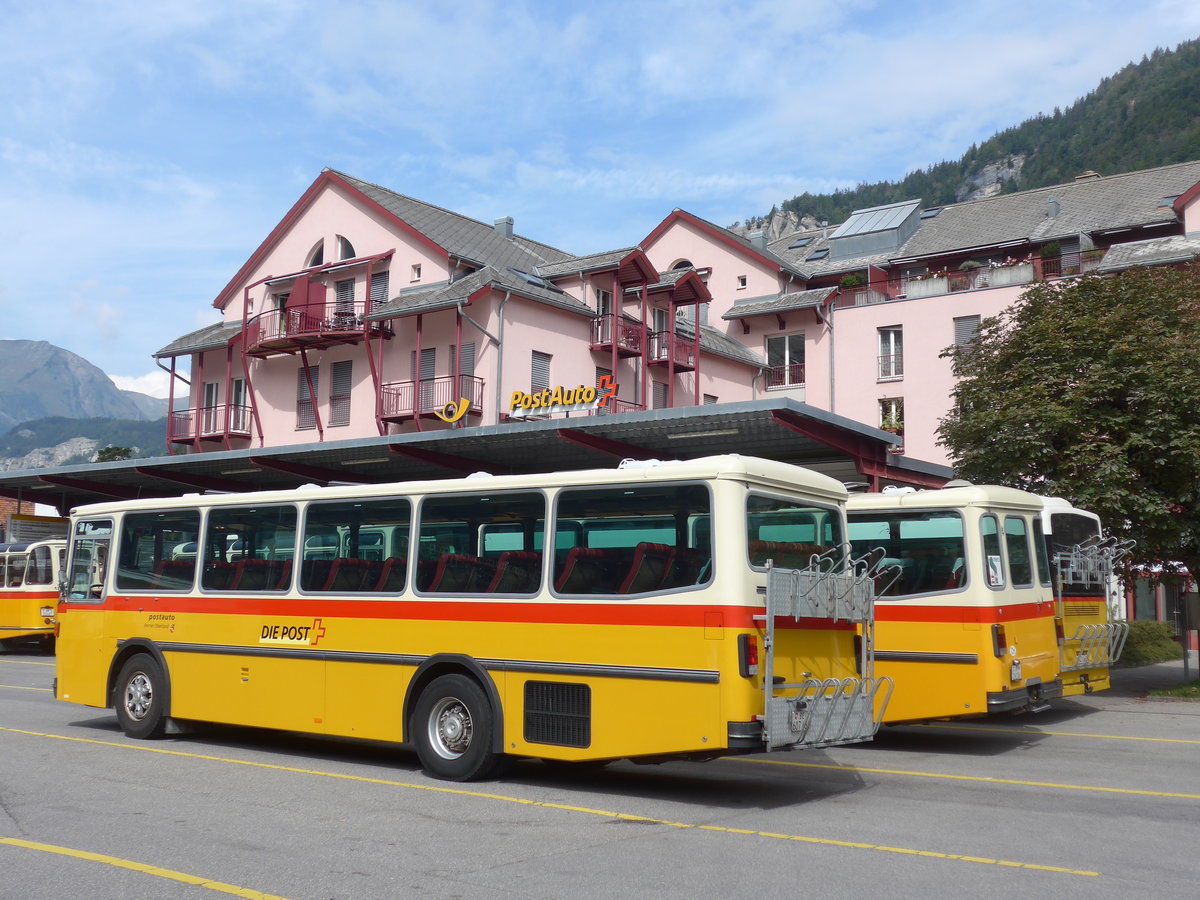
[981,515,1005,588]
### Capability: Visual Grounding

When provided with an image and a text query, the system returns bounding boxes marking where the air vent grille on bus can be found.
[524,681,591,748]
[1064,602,1103,616]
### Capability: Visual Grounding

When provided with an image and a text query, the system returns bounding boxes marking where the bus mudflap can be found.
[758,556,893,750]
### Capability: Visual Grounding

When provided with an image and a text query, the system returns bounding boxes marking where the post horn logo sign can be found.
[432,399,470,423]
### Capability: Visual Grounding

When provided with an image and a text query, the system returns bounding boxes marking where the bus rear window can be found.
[848,510,965,596]
[748,495,841,569]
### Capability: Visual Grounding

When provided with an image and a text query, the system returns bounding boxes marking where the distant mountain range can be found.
[0,340,169,469]
[737,38,1200,233]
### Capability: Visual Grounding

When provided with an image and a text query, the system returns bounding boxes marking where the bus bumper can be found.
[986,677,1063,714]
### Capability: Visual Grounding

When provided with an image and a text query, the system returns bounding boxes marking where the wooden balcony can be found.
[168,405,252,444]
[380,375,485,422]
[591,314,643,357]
[244,301,391,358]
[647,331,696,372]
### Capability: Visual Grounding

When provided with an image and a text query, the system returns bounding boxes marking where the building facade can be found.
[156,161,1200,468]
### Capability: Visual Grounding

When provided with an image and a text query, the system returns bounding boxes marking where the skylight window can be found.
[788,237,813,249]
[807,248,829,260]
[509,268,561,292]
[920,207,942,219]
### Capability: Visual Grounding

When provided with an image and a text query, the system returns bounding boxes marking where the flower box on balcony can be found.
[988,262,1033,287]
[906,276,947,299]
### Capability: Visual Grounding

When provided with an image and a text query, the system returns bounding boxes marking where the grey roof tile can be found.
[723,287,836,320]
[365,266,592,320]
[536,248,639,279]
[154,321,240,358]
[1097,235,1200,271]
[331,171,575,271]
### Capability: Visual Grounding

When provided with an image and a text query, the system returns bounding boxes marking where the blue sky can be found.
[2,1,1199,398]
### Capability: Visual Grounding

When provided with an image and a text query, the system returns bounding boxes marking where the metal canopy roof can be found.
[0,399,951,515]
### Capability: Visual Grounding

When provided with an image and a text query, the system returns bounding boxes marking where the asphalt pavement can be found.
[1109,650,1199,696]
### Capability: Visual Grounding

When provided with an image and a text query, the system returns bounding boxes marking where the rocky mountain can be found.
[734,38,1200,232]
[0,417,168,470]
[0,340,168,433]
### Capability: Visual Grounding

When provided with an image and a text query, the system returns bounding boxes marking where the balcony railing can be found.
[168,404,252,443]
[245,301,390,356]
[647,331,697,370]
[591,314,643,356]
[380,375,485,420]
[833,249,1106,308]
[590,398,646,416]
[766,364,806,389]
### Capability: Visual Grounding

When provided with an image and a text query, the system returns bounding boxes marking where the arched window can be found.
[337,236,356,260]
[672,259,694,271]
[307,241,325,268]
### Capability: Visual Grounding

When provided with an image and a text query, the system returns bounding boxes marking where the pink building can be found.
[157,161,1200,467]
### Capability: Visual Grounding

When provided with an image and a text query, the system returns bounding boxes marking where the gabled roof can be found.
[673,320,765,368]
[212,169,575,310]
[365,266,592,320]
[154,321,241,359]
[772,159,1200,274]
[642,208,809,278]
[722,287,836,320]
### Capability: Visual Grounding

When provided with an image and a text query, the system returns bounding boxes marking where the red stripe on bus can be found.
[875,602,1055,624]
[66,594,857,630]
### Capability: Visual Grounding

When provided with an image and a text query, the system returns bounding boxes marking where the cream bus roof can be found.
[847,483,1045,514]
[69,454,848,518]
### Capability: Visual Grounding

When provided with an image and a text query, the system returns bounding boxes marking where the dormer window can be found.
[337,236,356,260]
[307,242,324,268]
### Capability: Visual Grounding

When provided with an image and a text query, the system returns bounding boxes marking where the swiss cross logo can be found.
[310,618,326,646]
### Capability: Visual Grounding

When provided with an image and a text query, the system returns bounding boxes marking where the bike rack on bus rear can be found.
[1054,536,1135,670]
[757,551,893,751]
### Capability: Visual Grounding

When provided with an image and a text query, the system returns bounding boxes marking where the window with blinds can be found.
[334,279,356,326]
[954,315,981,346]
[652,381,668,409]
[532,351,551,392]
[329,360,352,426]
[296,366,319,430]
[370,271,389,311]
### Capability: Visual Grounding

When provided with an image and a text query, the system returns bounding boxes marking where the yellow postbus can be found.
[847,484,1062,724]
[1039,497,1130,695]
[0,540,65,651]
[55,455,890,780]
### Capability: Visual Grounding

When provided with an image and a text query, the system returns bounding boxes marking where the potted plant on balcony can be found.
[880,413,904,435]
[989,253,1034,287]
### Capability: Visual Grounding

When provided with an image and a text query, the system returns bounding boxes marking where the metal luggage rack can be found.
[756,547,893,751]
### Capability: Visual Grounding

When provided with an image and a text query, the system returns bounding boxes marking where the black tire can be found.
[114,654,167,739]
[411,674,504,781]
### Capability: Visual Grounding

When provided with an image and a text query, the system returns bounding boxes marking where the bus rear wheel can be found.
[412,674,504,781]
[115,654,167,739]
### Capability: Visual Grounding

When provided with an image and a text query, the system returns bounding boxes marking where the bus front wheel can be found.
[412,674,504,781]
[115,654,167,739]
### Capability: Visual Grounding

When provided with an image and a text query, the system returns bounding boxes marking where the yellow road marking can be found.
[915,721,1200,745]
[0,726,1098,877]
[737,756,1200,800]
[0,659,54,667]
[0,683,52,692]
[0,837,289,899]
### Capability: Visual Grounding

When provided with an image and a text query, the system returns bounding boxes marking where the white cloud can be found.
[109,371,172,398]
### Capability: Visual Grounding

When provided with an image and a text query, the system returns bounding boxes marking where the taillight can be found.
[1054,617,1065,641]
[992,623,1008,659]
[738,633,759,677]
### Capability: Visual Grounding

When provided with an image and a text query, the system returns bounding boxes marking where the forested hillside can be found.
[761,39,1200,227]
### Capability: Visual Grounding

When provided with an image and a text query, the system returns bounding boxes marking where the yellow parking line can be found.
[736,756,1200,800]
[0,659,54,667]
[0,684,51,692]
[914,721,1200,745]
[0,837,289,899]
[0,727,1099,877]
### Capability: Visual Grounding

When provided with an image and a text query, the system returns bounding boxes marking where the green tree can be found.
[938,265,1200,578]
[95,445,133,462]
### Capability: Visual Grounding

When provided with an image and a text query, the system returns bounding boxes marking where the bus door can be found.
[57,519,114,708]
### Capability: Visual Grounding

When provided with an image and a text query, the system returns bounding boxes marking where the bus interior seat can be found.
[153,558,196,589]
[323,557,381,592]
[487,550,542,593]
[619,543,676,594]
[749,540,826,570]
[374,556,407,592]
[428,554,496,593]
[555,547,619,594]
[231,558,285,591]
[667,546,711,588]
[300,558,334,592]
[275,560,293,591]
[202,560,236,590]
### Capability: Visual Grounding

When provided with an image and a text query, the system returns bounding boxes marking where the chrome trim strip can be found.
[875,650,978,664]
